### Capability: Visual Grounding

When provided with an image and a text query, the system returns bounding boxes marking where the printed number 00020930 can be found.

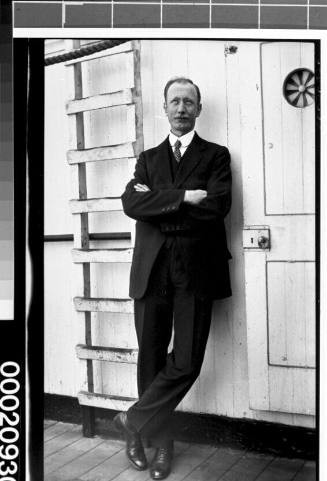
[0,362,20,481]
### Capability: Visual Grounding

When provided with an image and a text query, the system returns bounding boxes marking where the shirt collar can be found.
[169,130,195,148]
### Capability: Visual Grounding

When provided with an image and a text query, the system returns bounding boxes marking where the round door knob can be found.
[258,236,268,248]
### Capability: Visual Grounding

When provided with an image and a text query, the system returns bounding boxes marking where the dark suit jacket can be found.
[121,132,232,300]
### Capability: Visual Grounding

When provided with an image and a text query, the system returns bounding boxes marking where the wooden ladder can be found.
[65,40,143,436]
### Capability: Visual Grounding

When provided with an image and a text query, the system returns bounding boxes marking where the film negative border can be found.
[0,3,14,320]
[0,2,27,480]
[12,1,327,30]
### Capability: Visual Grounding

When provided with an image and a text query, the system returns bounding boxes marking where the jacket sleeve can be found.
[121,152,186,222]
[184,146,232,222]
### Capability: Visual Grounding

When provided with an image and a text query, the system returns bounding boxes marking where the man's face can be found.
[164,82,202,137]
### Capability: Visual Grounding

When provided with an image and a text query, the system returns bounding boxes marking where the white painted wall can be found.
[44,39,315,428]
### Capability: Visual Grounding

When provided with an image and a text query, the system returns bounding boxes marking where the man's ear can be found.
[163,102,168,115]
[196,103,202,117]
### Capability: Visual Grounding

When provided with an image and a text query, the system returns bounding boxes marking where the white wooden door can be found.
[240,42,316,415]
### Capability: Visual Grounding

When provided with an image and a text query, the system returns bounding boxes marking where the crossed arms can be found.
[121,147,232,224]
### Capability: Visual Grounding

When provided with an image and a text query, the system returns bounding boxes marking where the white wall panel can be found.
[44,241,81,396]
[44,63,72,236]
[44,40,315,429]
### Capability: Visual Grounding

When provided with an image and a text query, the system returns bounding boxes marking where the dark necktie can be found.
[173,139,182,163]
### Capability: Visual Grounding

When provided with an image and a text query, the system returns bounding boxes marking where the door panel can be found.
[240,42,316,415]
[262,43,315,215]
[267,261,315,368]
[268,366,315,415]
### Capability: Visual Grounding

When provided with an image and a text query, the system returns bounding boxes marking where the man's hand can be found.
[184,190,207,205]
[134,183,151,192]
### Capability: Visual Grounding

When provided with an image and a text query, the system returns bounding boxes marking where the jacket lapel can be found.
[173,132,206,188]
[152,137,173,184]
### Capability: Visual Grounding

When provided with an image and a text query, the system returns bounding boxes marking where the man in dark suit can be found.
[115,77,232,480]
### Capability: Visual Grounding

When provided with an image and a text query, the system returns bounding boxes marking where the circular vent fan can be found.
[283,68,315,108]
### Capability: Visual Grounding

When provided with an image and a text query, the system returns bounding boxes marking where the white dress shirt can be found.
[169,130,195,158]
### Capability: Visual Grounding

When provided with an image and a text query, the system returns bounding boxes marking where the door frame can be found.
[236,41,317,414]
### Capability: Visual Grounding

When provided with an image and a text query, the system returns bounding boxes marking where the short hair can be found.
[164,77,201,104]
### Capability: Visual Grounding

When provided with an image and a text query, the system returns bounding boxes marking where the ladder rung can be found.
[72,248,133,263]
[70,197,122,214]
[76,344,138,363]
[78,391,137,411]
[74,297,134,313]
[66,89,133,115]
[67,144,135,164]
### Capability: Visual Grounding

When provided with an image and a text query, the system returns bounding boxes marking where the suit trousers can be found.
[127,237,213,447]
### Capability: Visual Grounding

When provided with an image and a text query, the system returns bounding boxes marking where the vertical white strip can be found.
[307,0,310,30]
[25,63,31,478]
[209,0,212,28]
[160,0,163,28]
[258,0,261,29]
[320,35,327,481]
[62,1,66,28]
[111,0,114,28]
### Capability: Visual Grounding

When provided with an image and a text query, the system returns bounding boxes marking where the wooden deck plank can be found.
[255,457,305,481]
[292,460,316,481]
[48,439,124,481]
[44,419,57,430]
[44,422,80,442]
[111,443,190,481]
[46,476,84,481]
[165,444,217,481]
[108,454,153,481]
[80,448,129,481]
[43,422,314,481]
[44,425,83,457]
[218,452,274,481]
[45,436,105,475]
[182,446,246,481]
[46,477,84,481]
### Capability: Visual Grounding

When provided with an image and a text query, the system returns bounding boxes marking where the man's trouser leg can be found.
[133,294,174,447]
[128,242,213,446]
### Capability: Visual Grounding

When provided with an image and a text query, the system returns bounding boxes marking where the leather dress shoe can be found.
[113,412,148,471]
[150,446,174,480]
